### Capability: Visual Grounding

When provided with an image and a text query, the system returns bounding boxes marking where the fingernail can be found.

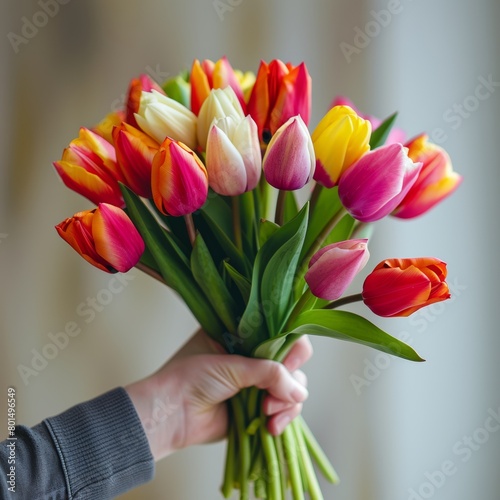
[291,384,308,402]
[275,414,291,434]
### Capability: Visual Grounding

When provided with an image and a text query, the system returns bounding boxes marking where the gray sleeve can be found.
[1,387,155,500]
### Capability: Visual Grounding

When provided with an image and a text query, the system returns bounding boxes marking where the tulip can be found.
[305,239,370,300]
[125,74,165,128]
[112,122,160,198]
[338,143,422,222]
[162,72,191,108]
[205,115,261,196]
[312,105,371,188]
[331,96,406,145]
[262,115,315,190]
[247,59,312,143]
[135,90,197,150]
[362,257,450,317]
[190,56,246,116]
[53,127,125,207]
[197,87,245,151]
[92,110,125,144]
[392,134,463,219]
[151,138,208,216]
[55,203,145,273]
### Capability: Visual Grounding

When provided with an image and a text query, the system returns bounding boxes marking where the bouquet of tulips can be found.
[53,57,462,499]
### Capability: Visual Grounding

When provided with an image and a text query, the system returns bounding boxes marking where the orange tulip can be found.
[152,138,208,216]
[55,203,144,273]
[190,56,246,115]
[53,128,125,207]
[362,257,450,317]
[392,134,462,219]
[247,59,311,143]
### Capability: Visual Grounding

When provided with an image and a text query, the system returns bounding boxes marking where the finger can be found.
[228,357,309,404]
[282,336,313,372]
[266,404,303,436]
[263,370,307,415]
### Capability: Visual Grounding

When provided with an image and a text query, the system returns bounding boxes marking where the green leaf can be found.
[223,261,251,303]
[369,112,398,149]
[301,187,342,262]
[237,204,309,353]
[258,219,280,248]
[120,184,224,339]
[254,310,424,362]
[191,234,239,334]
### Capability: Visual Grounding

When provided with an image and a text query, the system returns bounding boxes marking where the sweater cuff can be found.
[44,387,154,499]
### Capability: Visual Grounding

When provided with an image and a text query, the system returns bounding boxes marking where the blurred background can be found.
[1,0,499,499]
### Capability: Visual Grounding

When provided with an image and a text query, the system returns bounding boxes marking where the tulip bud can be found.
[330,96,406,145]
[53,128,124,207]
[247,60,312,143]
[152,138,208,216]
[125,74,165,128]
[190,56,246,116]
[262,115,315,190]
[197,87,245,151]
[112,122,160,198]
[55,203,144,273]
[135,90,197,150]
[338,143,422,222]
[305,239,370,300]
[162,72,191,108]
[312,105,372,188]
[362,257,450,317]
[205,115,261,196]
[92,111,126,144]
[392,134,463,219]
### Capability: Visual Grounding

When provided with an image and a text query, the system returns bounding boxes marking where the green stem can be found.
[134,261,167,285]
[275,189,287,226]
[284,289,314,333]
[221,412,237,498]
[323,293,363,310]
[259,174,273,221]
[282,424,305,500]
[260,422,282,500]
[298,416,339,484]
[300,207,347,270]
[232,197,243,251]
[231,396,251,499]
[292,419,324,500]
[309,182,323,213]
[184,213,196,246]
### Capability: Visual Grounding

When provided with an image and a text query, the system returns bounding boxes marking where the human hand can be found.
[125,330,312,461]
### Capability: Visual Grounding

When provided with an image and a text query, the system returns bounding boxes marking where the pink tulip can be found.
[338,143,422,222]
[305,239,370,300]
[151,138,208,216]
[262,115,315,190]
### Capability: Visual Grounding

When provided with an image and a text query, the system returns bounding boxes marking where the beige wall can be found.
[1,1,499,499]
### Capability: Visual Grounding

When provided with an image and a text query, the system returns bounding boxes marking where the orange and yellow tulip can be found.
[55,203,144,273]
[152,138,208,216]
[190,56,246,116]
[53,128,124,207]
[247,59,312,143]
[362,257,450,317]
[392,134,463,219]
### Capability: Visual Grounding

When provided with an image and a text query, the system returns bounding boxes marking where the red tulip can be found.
[112,122,160,198]
[247,59,311,142]
[362,257,450,317]
[305,239,370,300]
[55,203,144,273]
[151,138,208,216]
[392,134,463,219]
